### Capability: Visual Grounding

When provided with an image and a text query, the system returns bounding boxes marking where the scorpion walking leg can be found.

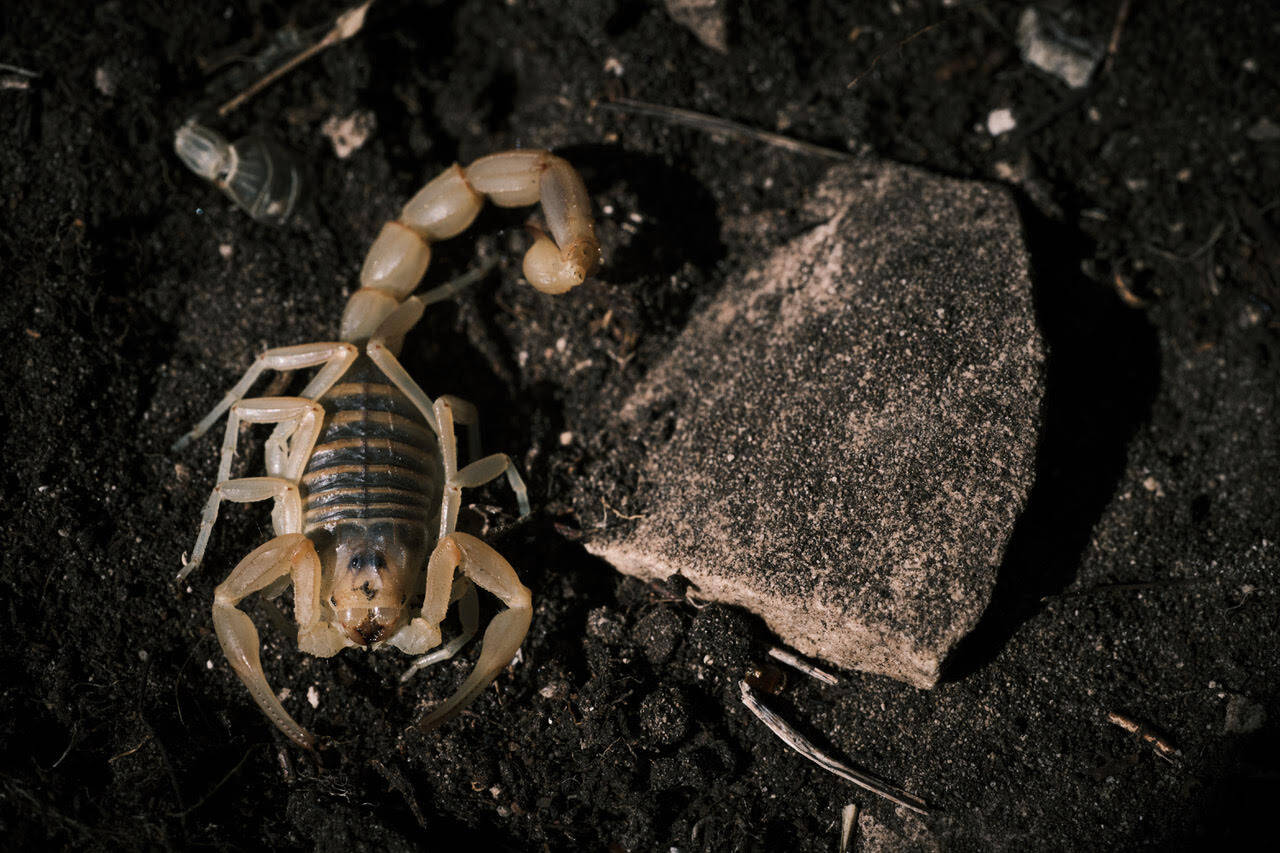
[415,532,533,731]
[212,533,325,748]
[433,396,532,537]
[218,396,325,483]
[179,397,324,580]
[181,477,303,581]
[437,394,530,517]
[435,395,481,463]
[366,340,442,436]
[171,342,356,453]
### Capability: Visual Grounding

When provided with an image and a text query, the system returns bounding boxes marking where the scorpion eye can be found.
[349,550,388,572]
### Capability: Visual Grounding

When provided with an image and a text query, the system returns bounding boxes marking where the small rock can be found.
[987,108,1017,136]
[320,110,376,159]
[94,66,115,97]
[1223,693,1266,733]
[585,161,1043,687]
[1246,117,1280,142]
[663,0,729,53]
[1016,7,1103,89]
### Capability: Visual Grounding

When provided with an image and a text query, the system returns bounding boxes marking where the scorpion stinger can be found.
[174,150,599,747]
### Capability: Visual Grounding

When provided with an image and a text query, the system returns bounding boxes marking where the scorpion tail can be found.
[340,150,600,344]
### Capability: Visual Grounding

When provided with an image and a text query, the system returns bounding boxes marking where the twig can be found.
[597,97,858,162]
[0,63,39,76]
[217,1,373,117]
[840,802,859,853]
[1111,273,1148,309]
[1103,0,1134,75]
[846,23,940,89]
[768,646,840,685]
[370,759,427,829]
[1107,711,1181,763]
[1144,221,1226,265]
[168,746,258,817]
[109,735,153,763]
[601,496,646,521]
[739,681,930,815]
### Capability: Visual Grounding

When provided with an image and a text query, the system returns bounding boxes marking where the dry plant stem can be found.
[217,0,374,117]
[768,646,840,685]
[597,97,857,162]
[1104,0,1134,74]
[739,682,930,816]
[1107,711,1181,762]
[839,803,859,853]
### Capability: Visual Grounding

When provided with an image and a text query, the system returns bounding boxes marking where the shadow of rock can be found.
[943,198,1161,680]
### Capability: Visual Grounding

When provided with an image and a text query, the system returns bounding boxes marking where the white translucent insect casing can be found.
[174,120,304,225]
[174,122,232,181]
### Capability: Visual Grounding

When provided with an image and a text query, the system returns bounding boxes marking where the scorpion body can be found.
[173,149,598,746]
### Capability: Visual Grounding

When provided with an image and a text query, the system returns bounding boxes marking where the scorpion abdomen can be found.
[300,355,443,535]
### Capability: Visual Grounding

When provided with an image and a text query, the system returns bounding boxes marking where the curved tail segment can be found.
[341,150,600,344]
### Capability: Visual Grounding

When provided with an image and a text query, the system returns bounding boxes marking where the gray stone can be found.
[583,161,1044,688]
[663,0,729,54]
[1016,7,1103,90]
[1223,693,1266,734]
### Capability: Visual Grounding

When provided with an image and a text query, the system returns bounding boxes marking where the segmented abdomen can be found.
[301,356,442,534]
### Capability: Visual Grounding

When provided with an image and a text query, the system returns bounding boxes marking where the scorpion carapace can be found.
[174,149,599,747]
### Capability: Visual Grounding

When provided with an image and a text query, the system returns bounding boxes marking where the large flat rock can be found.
[584,162,1044,687]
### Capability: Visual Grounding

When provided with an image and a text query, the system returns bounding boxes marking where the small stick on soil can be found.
[0,62,39,77]
[597,97,858,162]
[217,0,373,117]
[1107,711,1181,763]
[846,22,940,89]
[1104,0,1134,75]
[739,681,929,815]
[840,802,859,853]
[768,646,840,685]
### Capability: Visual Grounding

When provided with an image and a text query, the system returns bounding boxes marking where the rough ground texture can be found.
[586,162,1043,688]
[2,1,1277,850]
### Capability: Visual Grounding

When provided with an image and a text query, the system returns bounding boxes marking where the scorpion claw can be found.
[416,533,532,730]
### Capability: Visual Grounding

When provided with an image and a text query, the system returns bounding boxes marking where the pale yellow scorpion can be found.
[172,141,599,747]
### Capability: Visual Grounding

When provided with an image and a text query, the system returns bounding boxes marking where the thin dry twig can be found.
[217,0,373,117]
[739,681,929,815]
[768,646,840,685]
[109,735,153,763]
[1107,711,1181,763]
[846,22,940,89]
[1103,0,1134,75]
[597,97,858,162]
[168,746,258,817]
[840,802,860,853]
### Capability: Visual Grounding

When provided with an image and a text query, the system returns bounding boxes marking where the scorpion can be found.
[172,146,600,747]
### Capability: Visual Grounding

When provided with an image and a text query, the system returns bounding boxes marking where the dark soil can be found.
[2,0,1277,850]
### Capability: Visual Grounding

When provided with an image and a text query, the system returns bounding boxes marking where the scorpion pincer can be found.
[172,150,600,747]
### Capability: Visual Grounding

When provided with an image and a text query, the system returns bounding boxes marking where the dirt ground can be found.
[2,0,1277,850]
